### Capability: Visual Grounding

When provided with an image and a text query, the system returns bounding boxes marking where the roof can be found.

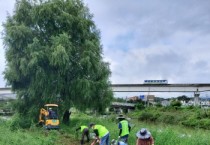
[44,104,58,107]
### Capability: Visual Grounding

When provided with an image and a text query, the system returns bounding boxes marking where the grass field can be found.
[65,113,210,145]
[1,113,210,145]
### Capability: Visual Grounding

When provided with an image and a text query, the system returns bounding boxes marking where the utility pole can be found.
[194,89,200,106]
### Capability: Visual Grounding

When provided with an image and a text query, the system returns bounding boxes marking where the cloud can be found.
[0,0,16,87]
[1,0,210,98]
[84,0,210,84]
[82,0,210,97]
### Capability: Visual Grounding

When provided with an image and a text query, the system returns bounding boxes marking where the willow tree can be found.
[3,0,113,121]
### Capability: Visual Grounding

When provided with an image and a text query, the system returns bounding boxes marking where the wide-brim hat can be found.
[136,128,151,139]
[116,114,126,119]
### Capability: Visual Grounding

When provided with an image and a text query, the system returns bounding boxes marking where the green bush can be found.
[138,111,158,122]
[158,114,176,124]
[9,114,32,130]
[2,112,210,145]
[170,100,182,110]
[181,117,198,128]
[197,119,210,129]
[155,102,162,107]
[135,103,145,110]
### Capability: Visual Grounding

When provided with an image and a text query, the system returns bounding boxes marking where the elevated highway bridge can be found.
[0,88,12,94]
[112,83,210,106]
[1,84,210,94]
[111,83,210,92]
[1,84,210,104]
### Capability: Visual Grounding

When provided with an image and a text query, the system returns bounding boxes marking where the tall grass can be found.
[1,113,210,145]
[65,113,210,145]
[0,118,59,145]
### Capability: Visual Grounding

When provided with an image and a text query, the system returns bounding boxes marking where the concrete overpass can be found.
[0,88,16,100]
[111,102,135,113]
[0,88,12,94]
[111,84,210,92]
[1,84,210,94]
[111,83,210,106]
[1,84,210,105]
[2,83,210,93]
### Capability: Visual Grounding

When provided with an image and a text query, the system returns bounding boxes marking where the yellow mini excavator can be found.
[39,104,60,130]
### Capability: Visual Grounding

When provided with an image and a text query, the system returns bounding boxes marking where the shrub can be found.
[185,105,195,110]
[158,114,176,124]
[155,102,162,107]
[181,117,198,128]
[9,114,32,130]
[197,119,210,129]
[170,100,182,109]
[138,111,158,122]
[135,103,145,110]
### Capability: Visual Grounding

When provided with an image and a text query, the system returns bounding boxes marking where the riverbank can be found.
[1,112,210,145]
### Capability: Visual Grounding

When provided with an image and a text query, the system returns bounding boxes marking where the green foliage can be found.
[170,100,182,108]
[158,114,177,124]
[0,118,60,145]
[177,95,191,103]
[131,106,210,129]
[0,99,15,116]
[135,102,145,110]
[152,127,210,145]
[59,114,210,145]
[138,111,159,122]
[155,102,162,107]
[113,97,126,103]
[9,114,32,130]
[2,113,210,145]
[185,105,195,110]
[181,117,199,128]
[181,109,210,129]
[3,0,113,124]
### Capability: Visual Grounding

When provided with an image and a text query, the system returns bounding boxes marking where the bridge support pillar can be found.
[127,108,132,113]
[194,91,200,106]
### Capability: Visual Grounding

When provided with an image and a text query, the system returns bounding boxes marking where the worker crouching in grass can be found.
[89,123,110,145]
[117,115,131,144]
[76,125,90,145]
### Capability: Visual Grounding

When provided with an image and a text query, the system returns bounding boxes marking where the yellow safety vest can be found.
[120,120,129,136]
[94,125,109,138]
[81,126,88,132]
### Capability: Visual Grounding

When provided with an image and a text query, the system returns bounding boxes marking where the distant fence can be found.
[0,109,14,116]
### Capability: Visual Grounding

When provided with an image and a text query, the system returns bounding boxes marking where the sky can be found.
[1,0,210,98]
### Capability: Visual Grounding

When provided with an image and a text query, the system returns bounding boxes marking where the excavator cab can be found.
[39,104,60,130]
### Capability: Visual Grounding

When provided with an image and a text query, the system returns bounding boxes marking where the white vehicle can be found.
[144,80,168,84]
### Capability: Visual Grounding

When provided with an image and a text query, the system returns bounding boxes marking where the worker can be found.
[76,125,90,145]
[89,123,110,145]
[48,108,57,119]
[136,128,154,145]
[117,115,131,144]
[62,109,71,125]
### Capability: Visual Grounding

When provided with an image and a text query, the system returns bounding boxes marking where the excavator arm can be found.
[38,104,60,129]
[39,108,49,124]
